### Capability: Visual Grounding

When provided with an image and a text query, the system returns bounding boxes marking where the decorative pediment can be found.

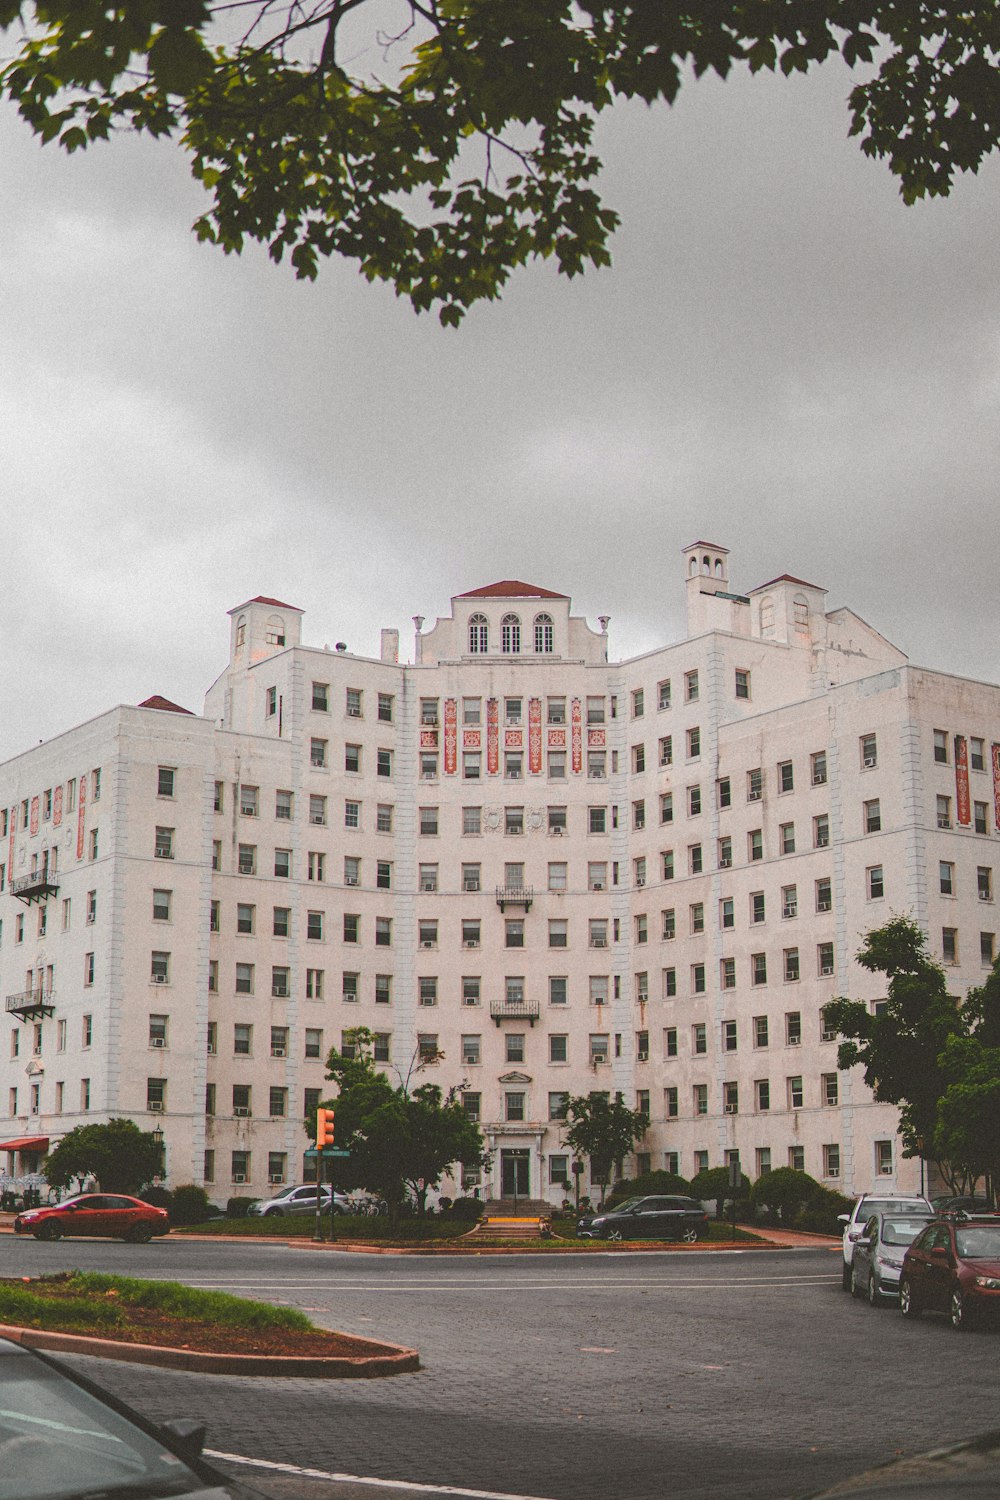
[498,1071,532,1084]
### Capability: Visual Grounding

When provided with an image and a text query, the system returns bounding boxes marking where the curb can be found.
[0,1322,420,1377]
[286,1236,840,1255]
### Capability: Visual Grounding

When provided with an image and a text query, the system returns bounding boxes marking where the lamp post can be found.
[151,1125,164,1181]
[915,1136,925,1198]
[572,1159,584,1215]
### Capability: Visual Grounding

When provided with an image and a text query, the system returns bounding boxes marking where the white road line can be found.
[207,1450,555,1500]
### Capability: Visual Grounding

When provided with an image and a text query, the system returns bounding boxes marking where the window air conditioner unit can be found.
[273,987,288,998]
[155,849,173,859]
[591,882,605,892]
[827,1168,840,1179]
[725,1104,738,1115]
[233,1174,246,1184]
[820,964,834,976]
[719,859,731,869]
[818,900,832,912]
[817,836,829,848]
[152,974,167,984]
[269,1174,285,1185]
[506,718,519,727]
[234,1106,251,1117]
[148,1101,164,1113]
[421,940,435,949]
[788,1036,801,1046]
[310,814,325,825]
[636,878,645,888]
[348,707,362,717]
[636,1050,648,1062]
[864,757,877,769]
[812,773,826,785]
[549,827,564,836]
[748,790,761,801]
[508,771,521,780]
[271,1046,286,1058]
[342,993,357,1003]
[150,1037,166,1049]
[783,905,797,919]
[344,876,359,888]
[591,1054,607,1067]
[465,940,479,949]
[421,881,436,892]
[593,938,607,948]
[879,1165,893,1176]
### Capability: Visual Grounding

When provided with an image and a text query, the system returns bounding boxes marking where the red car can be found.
[900,1214,1000,1329]
[14,1193,170,1243]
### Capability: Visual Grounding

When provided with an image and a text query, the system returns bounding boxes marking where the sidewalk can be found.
[734,1223,840,1248]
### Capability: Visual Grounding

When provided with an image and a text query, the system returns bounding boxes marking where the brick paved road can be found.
[6,1237,997,1500]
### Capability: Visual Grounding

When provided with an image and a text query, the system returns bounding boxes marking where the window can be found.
[375,974,392,1005]
[237,843,255,876]
[717,776,731,810]
[692,963,706,995]
[376,692,394,723]
[933,729,949,764]
[818,942,835,977]
[344,687,362,718]
[589,919,608,949]
[234,961,253,994]
[587,697,605,725]
[420,806,439,836]
[747,767,762,802]
[310,738,328,768]
[784,947,800,982]
[811,750,827,785]
[274,848,292,879]
[722,1019,737,1052]
[548,919,568,949]
[723,1082,739,1115]
[687,786,701,817]
[506,1032,526,1065]
[240,783,259,817]
[208,961,218,993]
[690,901,705,934]
[633,799,646,830]
[344,743,362,775]
[755,1079,770,1112]
[499,613,522,655]
[721,956,736,989]
[975,801,989,835]
[548,805,568,835]
[815,877,832,913]
[786,1011,802,1046]
[211,840,221,871]
[461,1034,481,1066]
[662,907,676,940]
[463,863,481,892]
[823,1144,841,1180]
[376,748,393,779]
[979,867,993,901]
[464,609,490,654]
[234,1023,252,1056]
[589,1034,609,1064]
[684,670,698,703]
[749,952,766,986]
[735,669,750,700]
[589,806,606,834]
[505,806,524,836]
[688,844,703,875]
[660,792,673,824]
[377,804,393,833]
[867,865,885,900]
[662,968,676,999]
[376,917,392,947]
[463,807,481,836]
[505,1091,525,1122]
[936,794,952,829]
[864,798,881,834]
[981,932,995,965]
[419,977,438,1007]
[754,1015,769,1049]
[718,896,734,930]
[693,1084,708,1116]
[547,751,566,779]
[462,976,481,1008]
[659,736,673,768]
[548,976,568,1006]
[307,910,324,942]
[237,902,255,935]
[748,829,763,862]
[788,1076,804,1110]
[860,732,877,768]
[686,726,700,761]
[157,766,175,798]
[821,1005,837,1041]
[631,688,644,719]
[590,975,609,1005]
[942,927,958,964]
[777,760,794,794]
[635,914,648,945]
[750,891,765,925]
[656,679,671,711]
[813,814,829,848]
[548,862,568,893]
[343,913,360,944]
[155,826,174,860]
[788,1145,805,1171]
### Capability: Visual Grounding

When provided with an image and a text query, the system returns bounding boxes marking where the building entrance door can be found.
[500,1148,530,1200]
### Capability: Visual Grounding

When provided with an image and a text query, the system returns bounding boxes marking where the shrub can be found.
[608,1170,692,1203]
[793,1185,854,1234]
[447,1196,484,1221]
[169,1184,214,1226]
[140,1184,172,1210]
[750,1168,821,1224]
[226,1196,259,1218]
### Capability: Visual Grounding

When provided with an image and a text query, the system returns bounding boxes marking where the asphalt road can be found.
[2,1235,997,1500]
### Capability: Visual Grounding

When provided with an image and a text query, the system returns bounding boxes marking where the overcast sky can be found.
[0,45,996,761]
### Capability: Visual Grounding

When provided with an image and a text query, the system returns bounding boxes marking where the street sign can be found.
[304,1148,350,1158]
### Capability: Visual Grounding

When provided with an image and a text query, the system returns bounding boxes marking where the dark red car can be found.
[900,1214,1000,1329]
[13,1193,170,1243]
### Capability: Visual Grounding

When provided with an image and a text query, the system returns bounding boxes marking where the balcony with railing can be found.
[6,989,55,1020]
[489,998,540,1026]
[11,865,59,905]
[495,885,533,912]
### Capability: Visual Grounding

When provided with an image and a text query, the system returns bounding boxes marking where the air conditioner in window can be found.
[347,707,362,718]
[272,986,288,998]
[816,836,829,848]
[719,858,731,869]
[591,882,605,892]
[232,1174,246,1184]
[636,1050,649,1062]
[269,1174,285,1185]
[591,1054,607,1067]
[310,814,325,825]
[207,1043,216,1055]
[508,771,521,780]
[592,937,607,948]
[234,1106,251,1117]
[421,940,435,949]
[421,881,436,892]
[154,849,173,859]
[342,992,357,1004]
[549,827,564,836]
[271,1046,286,1058]
[817,900,832,912]
[879,1164,893,1176]
[464,940,479,949]
[788,1036,801,1046]
[148,1101,164,1113]
[464,881,480,892]
[724,1104,738,1115]
[150,1037,166,1049]
[783,904,797,919]
[827,1168,840,1179]
[635,877,645,888]
[864,756,877,769]
[748,789,761,801]
[505,718,520,728]
[422,771,437,781]
[820,964,834,976]
[422,715,438,726]
[152,974,167,984]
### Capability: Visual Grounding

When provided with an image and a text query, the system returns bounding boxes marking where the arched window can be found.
[501,614,521,654]
[265,614,285,646]
[715,559,724,577]
[469,613,489,654]
[234,616,246,649]
[702,555,711,574]
[793,596,810,635]
[759,596,774,637]
[689,557,698,577]
[534,613,554,653]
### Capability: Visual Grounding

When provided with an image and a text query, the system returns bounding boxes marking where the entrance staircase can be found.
[471,1198,553,1240]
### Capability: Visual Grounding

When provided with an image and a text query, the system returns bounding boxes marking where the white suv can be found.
[838,1193,931,1289]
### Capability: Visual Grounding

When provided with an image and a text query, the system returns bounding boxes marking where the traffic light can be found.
[316,1107,335,1148]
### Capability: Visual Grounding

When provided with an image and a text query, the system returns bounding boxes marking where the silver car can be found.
[850,1212,935,1305]
[247,1183,350,1216]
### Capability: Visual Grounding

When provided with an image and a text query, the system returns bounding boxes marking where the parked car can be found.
[900,1214,1000,1328]
[838,1194,931,1290]
[0,1335,267,1498]
[13,1193,169,1243]
[247,1184,351,1217]
[930,1195,996,1214]
[849,1211,935,1304]
[579,1195,708,1242]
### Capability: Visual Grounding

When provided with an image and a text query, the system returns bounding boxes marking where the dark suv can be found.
[579,1196,708,1242]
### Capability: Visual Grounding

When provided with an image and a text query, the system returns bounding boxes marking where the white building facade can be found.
[1,548,997,1205]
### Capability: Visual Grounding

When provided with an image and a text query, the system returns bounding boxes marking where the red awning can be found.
[0,1137,48,1153]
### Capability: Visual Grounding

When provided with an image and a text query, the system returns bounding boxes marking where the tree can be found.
[689,1165,748,1219]
[822,916,966,1174]
[43,1118,163,1195]
[320,1029,483,1228]
[0,5,996,324]
[563,1091,647,1205]
[750,1167,822,1224]
[934,1035,1000,1199]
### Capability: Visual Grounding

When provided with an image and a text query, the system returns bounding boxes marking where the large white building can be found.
[1,544,997,1205]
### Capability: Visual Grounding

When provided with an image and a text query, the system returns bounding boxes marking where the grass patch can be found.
[60,1273,311,1331]
[0,1282,122,1334]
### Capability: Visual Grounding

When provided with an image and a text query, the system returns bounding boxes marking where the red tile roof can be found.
[752,573,826,592]
[456,580,567,600]
[228,595,303,614]
[138,695,194,716]
[684,540,729,553]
